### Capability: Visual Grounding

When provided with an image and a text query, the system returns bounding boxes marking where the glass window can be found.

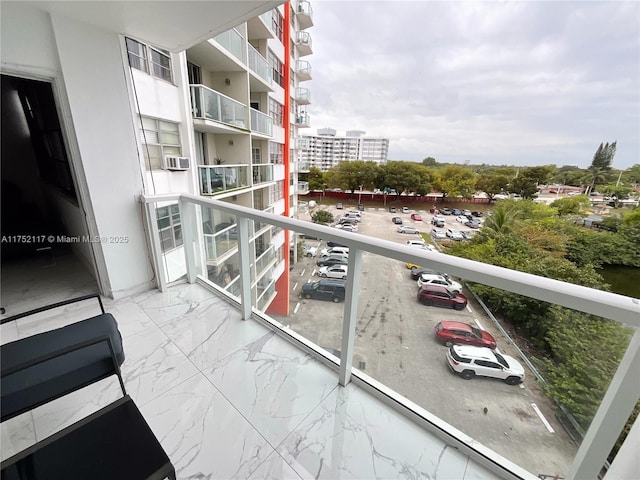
[125,38,148,73]
[268,98,284,127]
[156,204,183,252]
[139,116,181,170]
[125,37,173,82]
[269,142,283,164]
[267,50,284,87]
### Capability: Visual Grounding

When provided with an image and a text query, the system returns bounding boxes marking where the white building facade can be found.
[299,128,389,171]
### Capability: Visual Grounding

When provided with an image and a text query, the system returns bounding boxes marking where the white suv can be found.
[446,345,525,385]
[416,274,462,293]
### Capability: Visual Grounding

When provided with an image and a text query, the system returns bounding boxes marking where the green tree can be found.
[601,184,632,208]
[508,166,553,198]
[621,164,640,186]
[325,160,379,194]
[587,141,617,193]
[422,156,437,166]
[303,166,325,191]
[550,195,591,216]
[476,173,510,202]
[380,161,431,198]
[311,210,333,225]
[432,165,476,198]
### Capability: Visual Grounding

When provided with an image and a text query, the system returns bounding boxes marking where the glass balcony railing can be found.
[259,10,275,35]
[249,108,273,136]
[252,164,274,185]
[142,192,640,480]
[295,111,311,127]
[296,60,312,81]
[190,85,248,129]
[256,280,276,311]
[213,28,245,63]
[295,87,311,104]
[247,44,272,86]
[296,31,313,56]
[295,137,310,150]
[199,165,250,195]
[296,1,314,24]
[297,181,309,194]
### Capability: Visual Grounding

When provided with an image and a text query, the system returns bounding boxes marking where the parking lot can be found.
[275,203,577,477]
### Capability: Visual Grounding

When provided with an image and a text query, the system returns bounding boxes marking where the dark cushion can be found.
[0,313,124,422]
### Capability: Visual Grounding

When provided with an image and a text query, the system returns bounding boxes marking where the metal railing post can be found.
[237,216,253,320]
[339,248,362,386]
[179,199,197,284]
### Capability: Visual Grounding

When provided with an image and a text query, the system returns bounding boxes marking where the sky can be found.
[305,0,640,169]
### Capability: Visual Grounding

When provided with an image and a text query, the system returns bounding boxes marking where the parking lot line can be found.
[293,302,300,314]
[474,318,485,330]
[293,282,298,291]
[300,269,306,276]
[466,304,473,313]
[531,403,555,433]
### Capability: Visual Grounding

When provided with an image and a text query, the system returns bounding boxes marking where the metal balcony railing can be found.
[190,85,248,129]
[141,192,640,480]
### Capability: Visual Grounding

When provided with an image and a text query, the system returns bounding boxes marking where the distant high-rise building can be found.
[299,129,389,172]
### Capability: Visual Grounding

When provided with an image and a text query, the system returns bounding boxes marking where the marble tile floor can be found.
[1,279,504,480]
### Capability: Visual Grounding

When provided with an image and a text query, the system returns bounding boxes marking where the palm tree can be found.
[482,204,521,237]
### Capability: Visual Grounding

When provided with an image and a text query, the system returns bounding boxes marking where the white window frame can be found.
[139,116,182,170]
[156,204,183,253]
[126,37,173,83]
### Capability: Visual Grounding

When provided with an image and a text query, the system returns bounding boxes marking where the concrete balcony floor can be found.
[1,253,502,479]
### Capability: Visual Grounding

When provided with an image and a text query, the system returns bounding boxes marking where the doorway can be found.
[1,74,99,316]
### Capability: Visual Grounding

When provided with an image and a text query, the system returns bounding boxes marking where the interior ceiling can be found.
[26,1,282,52]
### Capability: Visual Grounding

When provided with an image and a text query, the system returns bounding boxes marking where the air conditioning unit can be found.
[162,156,190,171]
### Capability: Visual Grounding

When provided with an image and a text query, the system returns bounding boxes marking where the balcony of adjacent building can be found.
[296,1,314,30]
[190,85,250,134]
[247,10,276,41]
[2,192,638,480]
[187,28,247,77]
[295,137,311,150]
[247,43,273,92]
[198,164,251,195]
[294,87,311,105]
[252,164,275,185]
[249,108,273,137]
[297,181,310,194]
[296,31,313,56]
[295,110,311,128]
[296,59,312,82]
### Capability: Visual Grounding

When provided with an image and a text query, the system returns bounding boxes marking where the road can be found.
[274,204,577,477]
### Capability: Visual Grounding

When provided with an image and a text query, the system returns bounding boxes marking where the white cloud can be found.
[306,0,640,168]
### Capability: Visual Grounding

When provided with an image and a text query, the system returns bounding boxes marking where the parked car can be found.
[406,238,425,246]
[301,279,346,303]
[327,240,346,248]
[456,215,468,224]
[318,264,348,279]
[392,217,403,225]
[336,202,343,209]
[440,208,452,215]
[461,230,476,241]
[402,206,410,213]
[417,285,467,310]
[451,209,462,216]
[430,215,445,227]
[335,224,357,232]
[410,267,449,280]
[316,255,349,267]
[446,229,465,241]
[397,225,420,234]
[410,213,423,222]
[445,345,524,385]
[389,206,397,213]
[339,215,360,223]
[434,321,497,349]
[357,204,365,211]
[471,211,483,217]
[431,228,447,240]
[465,220,481,229]
[302,243,318,257]
[417,274,463,293]
[462,209,472,217]
[320,246,349,257]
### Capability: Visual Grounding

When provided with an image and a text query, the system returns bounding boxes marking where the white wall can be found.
[49,14,155,296]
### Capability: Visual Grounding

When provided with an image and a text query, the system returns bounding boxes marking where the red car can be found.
[410,213,423,222]
[417,285,467,310]
[434,321,497,349]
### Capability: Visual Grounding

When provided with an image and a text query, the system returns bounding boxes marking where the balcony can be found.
[247,12,275,40]
[252,164,274,185]
[295,136,311,150]
[296,1,314,30]
[143,193,638,480]
[213,28,245,63]
[296,59,312,81]
[295,111,311,128]
[296,31,313,56]
[198,164,250,195]
[249,108,273,137]
[247,44,273,91]
[3,193,638,480]
[298,181,310,194]
[190,85,249,132]
[295,87,311,105]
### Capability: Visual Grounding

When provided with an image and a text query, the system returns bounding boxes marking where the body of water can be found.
[599,265,640,299]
